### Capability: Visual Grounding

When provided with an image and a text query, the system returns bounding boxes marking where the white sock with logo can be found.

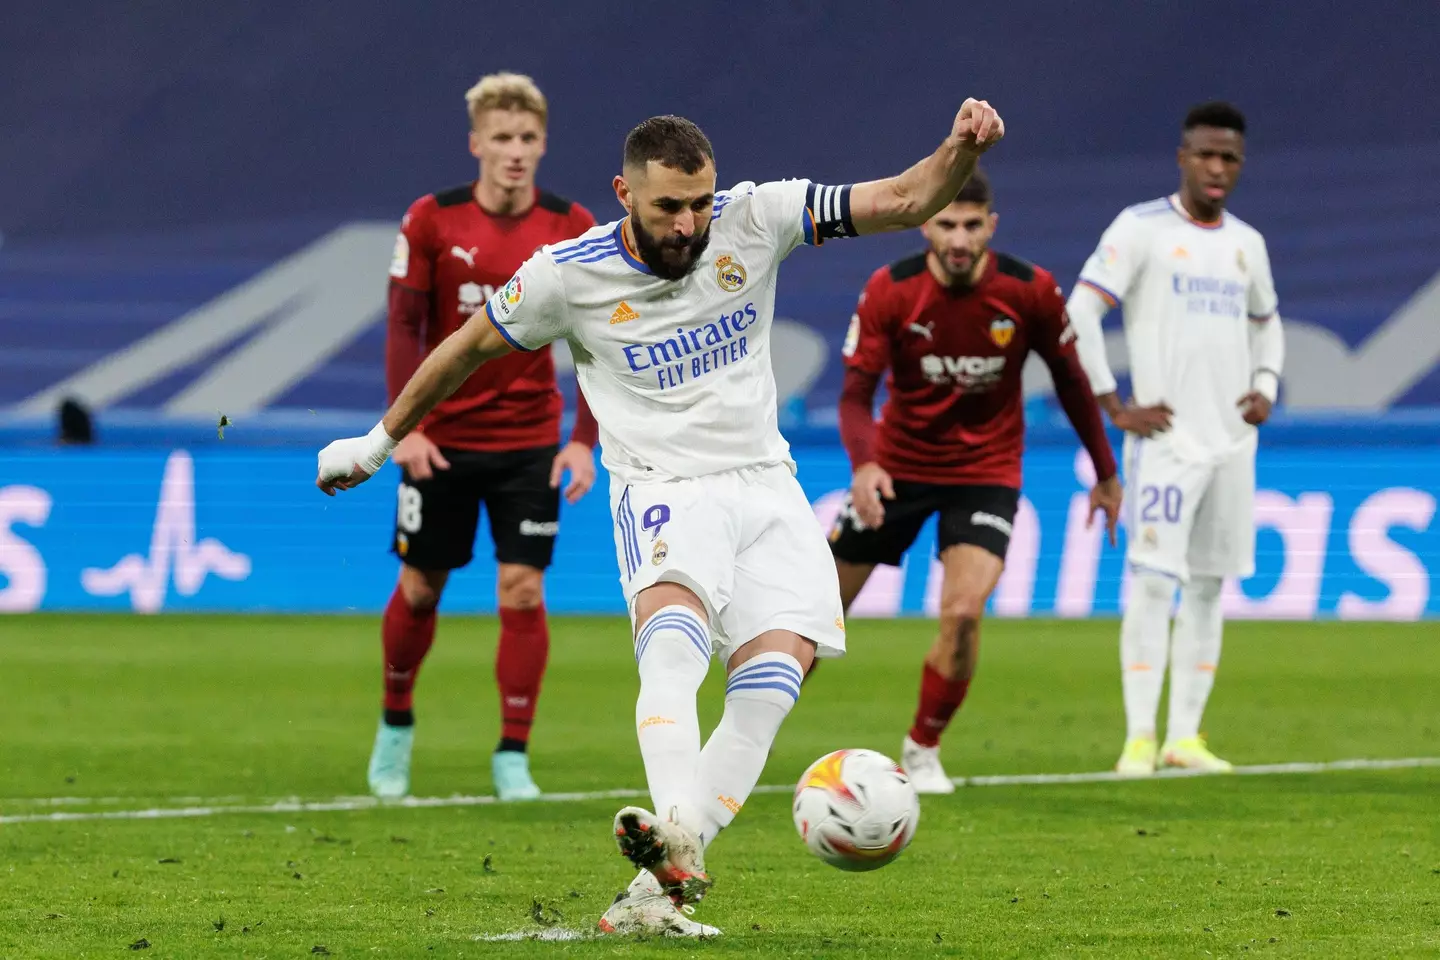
[632,606,711,822]
[684,652,803,847]
[1166,575,1224,742]
[1121,569,1177,740]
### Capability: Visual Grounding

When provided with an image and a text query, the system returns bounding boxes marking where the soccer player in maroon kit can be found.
[371,73,599,801]
[829,168,1123,793]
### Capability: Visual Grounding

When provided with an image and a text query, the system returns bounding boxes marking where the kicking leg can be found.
[903,543,1003,794]
[684,630,814,845]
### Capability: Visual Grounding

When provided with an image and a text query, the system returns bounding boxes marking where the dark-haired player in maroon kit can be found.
[829,168,1123,793]
[370,72,598,802]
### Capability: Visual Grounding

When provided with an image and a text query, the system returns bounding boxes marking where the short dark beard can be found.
[630,211,711,281]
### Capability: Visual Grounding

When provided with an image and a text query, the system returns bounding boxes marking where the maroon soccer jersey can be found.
[386,183,595,451]
[840,250,1116,487]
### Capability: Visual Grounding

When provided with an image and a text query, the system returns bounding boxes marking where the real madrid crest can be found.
[988,315,1016,348]
[1235,248,1247,273]
[715,254,747,293]
[651,539,669,566]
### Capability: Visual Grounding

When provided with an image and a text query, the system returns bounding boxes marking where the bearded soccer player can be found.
[1065,102,1285,777]
[372,73,599,802]
[830,168,1122,793]
[318,98,1004,936]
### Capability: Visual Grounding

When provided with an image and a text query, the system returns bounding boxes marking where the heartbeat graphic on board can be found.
[81,451,252,613]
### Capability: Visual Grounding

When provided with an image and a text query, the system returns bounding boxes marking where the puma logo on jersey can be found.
[907,321,935,340]
[450,246,479,267]
[609,301,640,325]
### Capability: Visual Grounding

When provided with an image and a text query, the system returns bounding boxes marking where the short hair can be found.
[1183,101,1246,135]
[623,116,715,175]
[465,72,548,130]
[953,166,992,207]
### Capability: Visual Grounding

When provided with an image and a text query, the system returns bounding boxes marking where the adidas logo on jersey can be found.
[609,301,640,324]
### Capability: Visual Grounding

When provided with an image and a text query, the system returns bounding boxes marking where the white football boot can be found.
[901,735,957,794]
[597,871,721,938]
[612,806,712,904]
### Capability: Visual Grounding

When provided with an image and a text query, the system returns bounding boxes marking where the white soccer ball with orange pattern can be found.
[792,748,920,871]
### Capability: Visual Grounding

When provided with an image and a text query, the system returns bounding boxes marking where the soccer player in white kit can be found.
[1065,102,1285,777]
[317,100,1004,936]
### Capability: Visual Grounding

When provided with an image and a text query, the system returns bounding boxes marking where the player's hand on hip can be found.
[315,425,397,496]
[550,441,596,504]
[392,432,450,481]
[952,99,1005,155]
[1087,475,1123,547]
[1113,401,1173,438]
[1237,391,1273,426]
[851,462,895,529]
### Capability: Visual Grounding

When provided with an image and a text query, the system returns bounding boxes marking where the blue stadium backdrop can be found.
[2,1,1437,618]
[1,430,1435,618]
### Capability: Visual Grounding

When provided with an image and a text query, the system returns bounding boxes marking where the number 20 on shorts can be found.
[1139,485,1182,524]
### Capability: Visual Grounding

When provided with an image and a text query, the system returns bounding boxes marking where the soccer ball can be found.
[792,748,920,871]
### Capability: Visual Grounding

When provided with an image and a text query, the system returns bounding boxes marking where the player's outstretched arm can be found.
[316,315,514,495]
[847,98,1004,235]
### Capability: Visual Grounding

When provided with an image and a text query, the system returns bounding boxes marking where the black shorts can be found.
[828,481,1020,567]
[391,444,559,571]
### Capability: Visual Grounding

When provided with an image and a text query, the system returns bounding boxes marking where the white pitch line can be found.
[2,757,1436,826]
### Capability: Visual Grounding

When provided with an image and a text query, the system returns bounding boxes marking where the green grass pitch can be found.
[2,614,1437,957]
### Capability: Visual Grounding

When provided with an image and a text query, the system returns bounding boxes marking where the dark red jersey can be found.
[386,183,596,451]
[839,250,1116,487]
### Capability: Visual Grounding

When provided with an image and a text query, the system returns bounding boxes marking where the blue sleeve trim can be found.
[484,300,532,352]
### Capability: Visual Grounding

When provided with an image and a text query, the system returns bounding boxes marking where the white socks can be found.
[1122,570,1226,742]
[687,652,803,846]
[1167,576,1224,741]
[633,606,711,823]
[632,607,805,850]
[1121,569,1177,740]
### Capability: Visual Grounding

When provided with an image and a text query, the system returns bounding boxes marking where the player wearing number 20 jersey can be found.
[316,101,1008,935]
[1066,102,1286,778]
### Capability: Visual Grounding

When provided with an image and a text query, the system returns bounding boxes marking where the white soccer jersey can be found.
[1077,195,1278,461]
[483,179,848,483]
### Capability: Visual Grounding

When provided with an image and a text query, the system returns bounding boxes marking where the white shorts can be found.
[609,463,847,666]
[1122,434,1256,583]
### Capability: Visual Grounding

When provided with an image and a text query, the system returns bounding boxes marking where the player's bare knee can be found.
[398,566,447,611]
[729,631,816,675]
[634,581,707,632]
[497,565,544,610]
[940,594,985,628]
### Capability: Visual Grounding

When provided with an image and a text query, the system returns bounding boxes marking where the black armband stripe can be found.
[805,182,857,240]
